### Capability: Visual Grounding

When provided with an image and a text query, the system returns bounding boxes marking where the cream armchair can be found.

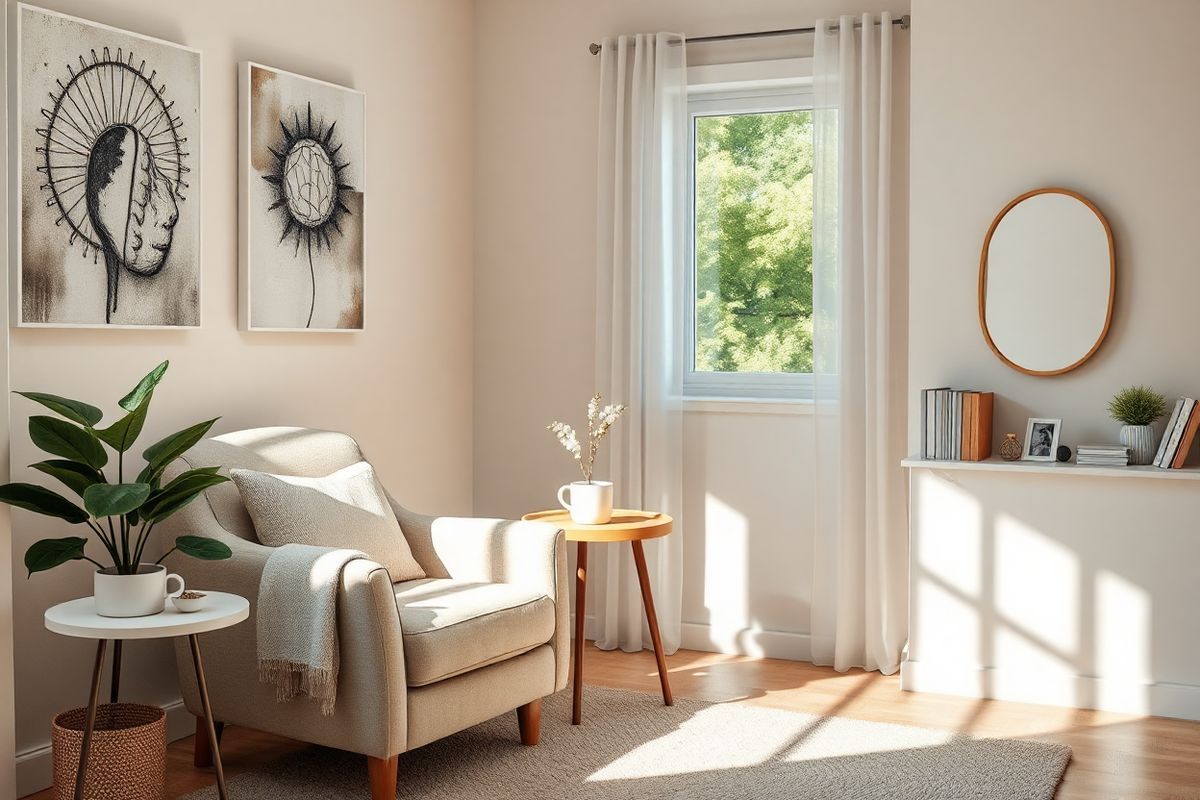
[161,428,568,799]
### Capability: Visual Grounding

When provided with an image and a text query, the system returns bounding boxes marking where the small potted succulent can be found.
[0,360,233,616]
[1108,385,1168,465]
[547,393,626,524]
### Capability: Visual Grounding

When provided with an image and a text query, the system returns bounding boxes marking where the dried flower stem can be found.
[548,392,627,483]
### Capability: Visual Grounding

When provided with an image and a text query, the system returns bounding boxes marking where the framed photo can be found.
[1023,418,1062,461]
[239,62,365,331]
[15,4,201,328]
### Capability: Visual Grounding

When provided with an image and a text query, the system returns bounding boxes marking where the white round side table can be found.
[45,592,249,800]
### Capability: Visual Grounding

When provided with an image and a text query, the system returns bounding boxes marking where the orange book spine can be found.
[961,393,974,461]
[975,392,994,460]
[1172,409,1200,468]
[967,393,979,460]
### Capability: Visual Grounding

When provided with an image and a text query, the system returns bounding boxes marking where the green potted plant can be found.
[0,360,233,616]
[1108,385,1168,465]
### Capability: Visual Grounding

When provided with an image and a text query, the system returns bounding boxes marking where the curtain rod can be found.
[588,14,910,55]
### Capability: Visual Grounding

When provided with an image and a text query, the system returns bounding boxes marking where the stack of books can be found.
[1154,397,1200,469]
[919,388,994,461]
[1076,444,1128,466]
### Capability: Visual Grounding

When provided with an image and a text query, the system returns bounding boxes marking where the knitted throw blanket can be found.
[257,543,366,715]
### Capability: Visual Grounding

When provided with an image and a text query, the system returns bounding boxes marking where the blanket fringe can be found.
[259,659,339,716]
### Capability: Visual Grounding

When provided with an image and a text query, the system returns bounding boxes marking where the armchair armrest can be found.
[390,501,569,692]
[163,527,409,757]
[166,527,271,602]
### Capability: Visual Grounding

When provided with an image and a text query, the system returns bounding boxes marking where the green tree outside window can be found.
[694,109,814,374]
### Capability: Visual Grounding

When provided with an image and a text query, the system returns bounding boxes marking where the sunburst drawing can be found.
[38,48,188,323]
[263,101,355,328]
[241,62,364,332]
[18,5,201,327]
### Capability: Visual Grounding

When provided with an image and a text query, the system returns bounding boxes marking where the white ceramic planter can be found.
[557,480,614,524]
[1120,424,1156,466]
[94,565,185,618]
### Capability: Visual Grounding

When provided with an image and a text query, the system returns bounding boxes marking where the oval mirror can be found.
[979,188,1115,376]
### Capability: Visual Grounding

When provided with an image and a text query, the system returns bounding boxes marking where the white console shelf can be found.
[902,454,1200,722]
[902,455,1200,481]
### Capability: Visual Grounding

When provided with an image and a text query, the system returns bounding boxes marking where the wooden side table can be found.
[45,592,249,800]
[522,509,674,725]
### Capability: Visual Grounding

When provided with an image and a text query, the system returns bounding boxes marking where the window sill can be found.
[684,397,814,415]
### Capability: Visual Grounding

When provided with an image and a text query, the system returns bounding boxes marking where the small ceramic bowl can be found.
[172,591,209,613]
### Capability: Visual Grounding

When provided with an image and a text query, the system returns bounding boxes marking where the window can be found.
[686,80,814,400]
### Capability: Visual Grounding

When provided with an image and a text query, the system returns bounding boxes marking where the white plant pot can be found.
[557,480,614,525]
[1120,424,1156,466]
[94,565,185,618]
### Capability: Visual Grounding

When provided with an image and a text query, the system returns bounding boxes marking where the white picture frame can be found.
[13,3,202,329]
[239,61,365,332]
[1023,417,1062,461]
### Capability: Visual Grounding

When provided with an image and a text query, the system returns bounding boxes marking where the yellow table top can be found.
[521,509,673,543]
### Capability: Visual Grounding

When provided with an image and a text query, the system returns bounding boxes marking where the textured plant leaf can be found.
[1108,385,1168,427]
[24,537,89,576]
[138,418,219,485]
[141,470,229,522]
[83,482,151,519]
[15,392,103,427]
[173,535,232,561]
[95,397,152,453]
[119,360,169,413]
[29,416,107,469]
[0,483,89,523]
[29,460,104,497]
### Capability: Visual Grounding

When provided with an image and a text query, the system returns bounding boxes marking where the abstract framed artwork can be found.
[15,4,201,328]
[240,62,365,331]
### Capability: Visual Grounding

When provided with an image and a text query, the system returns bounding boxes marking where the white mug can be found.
[558,480,614,524]
[94,564,185,618]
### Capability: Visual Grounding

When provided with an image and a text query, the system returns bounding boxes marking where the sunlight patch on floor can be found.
[585,702,953,782]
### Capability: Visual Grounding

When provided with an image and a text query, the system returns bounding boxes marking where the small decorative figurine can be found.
[999,433,1022,461]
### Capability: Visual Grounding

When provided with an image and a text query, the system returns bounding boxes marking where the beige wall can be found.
[906,0,1200,715]
[909,0,1200,445]
[473,0,909,655]
[6,0,475,792]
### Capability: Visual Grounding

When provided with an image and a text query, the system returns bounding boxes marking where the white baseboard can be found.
[16,697,192,798]
[680,622,812,661]
[571,614,812,662]
[901,658,1200,722]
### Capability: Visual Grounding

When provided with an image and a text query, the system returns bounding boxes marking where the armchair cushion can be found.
[231,461,426,582]
[394,579,555,687]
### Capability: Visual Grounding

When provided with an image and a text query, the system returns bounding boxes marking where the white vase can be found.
[1120,424,1156,466]
[94,565,185,618]
[557,480,614,524]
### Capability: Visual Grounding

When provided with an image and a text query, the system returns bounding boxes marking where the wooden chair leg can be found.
[367,755,399,800]
[517,698,542,746]
[192,716,224,768]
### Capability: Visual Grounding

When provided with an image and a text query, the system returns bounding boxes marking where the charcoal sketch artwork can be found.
[40,50,187,322]
[263,102,356,328]
[242,63,364,331]
[19,6,201,327]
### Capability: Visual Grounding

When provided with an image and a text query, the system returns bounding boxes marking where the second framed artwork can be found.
[239,62,365,331]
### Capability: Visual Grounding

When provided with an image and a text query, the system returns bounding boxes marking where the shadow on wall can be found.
[909,471,1179,716]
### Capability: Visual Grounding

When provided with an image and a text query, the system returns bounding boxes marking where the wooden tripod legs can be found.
[571,539,674,725]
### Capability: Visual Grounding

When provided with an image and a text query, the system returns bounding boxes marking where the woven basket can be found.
[52,703,166,800]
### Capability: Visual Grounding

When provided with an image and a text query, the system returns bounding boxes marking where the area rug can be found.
[183,687,1071,799]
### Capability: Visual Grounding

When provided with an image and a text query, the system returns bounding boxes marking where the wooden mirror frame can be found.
[978,187,1116,377]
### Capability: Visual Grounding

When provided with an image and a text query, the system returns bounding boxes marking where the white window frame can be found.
[685,66,816,402]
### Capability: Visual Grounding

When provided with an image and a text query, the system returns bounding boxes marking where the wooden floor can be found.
[25,644,1200,799]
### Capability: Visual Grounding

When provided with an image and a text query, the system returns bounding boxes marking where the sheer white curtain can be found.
[810,13,907,674]
[593,33,687,654]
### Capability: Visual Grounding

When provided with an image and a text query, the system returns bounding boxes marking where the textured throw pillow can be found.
[231,461,425,582]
